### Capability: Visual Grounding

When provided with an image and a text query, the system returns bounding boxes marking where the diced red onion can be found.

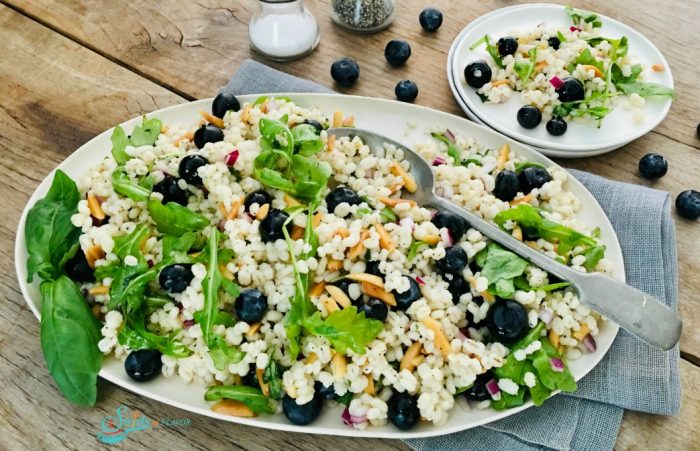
[342,408,366,426]
[538,307,554,325]
[549,76,564,89]
[445,129,456,143]
[440,228,453,247]
[218,218,227,231]
[177,302,184,312]
[486,379,500,397]
[415,276,426,286]
[364,169,375,179]
[550,357,565,372]
[457,328,470,341]
[582,333,597,352]
[570,26,581,32]
[225,149,240,166]
[430,210,437,218]
[183,319,195,328]
[147,259,155,268]
[432,156,446,166]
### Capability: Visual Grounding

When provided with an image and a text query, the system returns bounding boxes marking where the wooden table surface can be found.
[1,0,698,449]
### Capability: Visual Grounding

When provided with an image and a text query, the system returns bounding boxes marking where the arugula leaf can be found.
[476,243,529,286]
[204,385,277,414]
[380,207,397,223]
[524,361,552,406]
[336,391,353,406]
[106,224,153,312]
[111,167,151,201]
[431,132,461,165]
[288,155,332,203]
[193,309,236,328]
[587,36,628,61]
[569,48,604,73]
[616,82,675,98]
[40,276,103,405]
[148,200,209,236]
[513,48,538,86]
[490,386,527,410]
[565,6,602,28]
[263,358,285,400]
[463,158,483,167]
[130,116,163,147]
[538,281,573,292]
[407,241,428,262]
[470,34,503,68]
[581,245,606,271]
[208,336,246,370]
[291,124,323,156]
[557,30,567,43]
[611,63,642,85]
[531,340,577,392]
[302,306,383,355]
[118,309,191,358]
[25,170,81,283]
[514,161,548,173]
[259,117,293,154]
[110,126,131,164]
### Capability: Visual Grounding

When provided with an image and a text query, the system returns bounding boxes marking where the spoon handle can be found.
[429,195,681,350]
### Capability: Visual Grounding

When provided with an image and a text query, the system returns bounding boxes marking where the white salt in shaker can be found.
[249,0,320,61]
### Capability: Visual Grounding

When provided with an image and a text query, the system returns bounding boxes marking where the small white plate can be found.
[450,3,673,153]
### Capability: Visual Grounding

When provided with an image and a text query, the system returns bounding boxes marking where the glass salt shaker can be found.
[249,0,320,61]
[330,0,397,33]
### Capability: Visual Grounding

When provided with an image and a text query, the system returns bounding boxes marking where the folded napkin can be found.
[223,60,681,451]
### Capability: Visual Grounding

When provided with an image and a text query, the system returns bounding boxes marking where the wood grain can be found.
[0,1,698,450]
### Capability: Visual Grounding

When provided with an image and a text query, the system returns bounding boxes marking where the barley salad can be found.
[25,94,614,431]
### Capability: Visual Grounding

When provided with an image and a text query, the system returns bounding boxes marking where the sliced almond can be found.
[327,134,336,152]
[305,352,319,364]
[161,124,169,134]
[332,110,343,128]
[309,281,327,298]
[421,317,451,355]
[246,322,262,336]
[256,368,270,396]
[91,304,102,319]
[652,63,665,72]
[228,196,244,220]
[218,202,228,217]
[284,193,301,207]
[534,61,547,72]
[496,143,510,171]
[219,263,234,280]
[325,284,352,308]
[481,290,496,303]
[347,230,370,260]
[361,281,396,307]
[199,109,225,128]
[334,227,350,239]
[291,225,305,240]
[512,226,523,241]
[331,352,347,379]
[389,162,418,193]
[255,203,270,220]
[421,234,441,245]
[510,194,532,206]
[491,79,511,87]
[87,194,106,220]
[364,375,375,395]
[179,129,196,143]
[548,330,560,349]
[581,64,604,78]
[572,323,590,341]
[322,295,340,314]
[342,115,355,127]
[346,273,384,288]
[525,240,539,250]
[378,196,417,208]
[411,355,425,367]
[389,182,404,194]
[375,222,396,252]
[85,245,105,269]
[211,400,255,418]
[241,104,251,123]
[327,258,343,272]
[400,342,422,371]
[89,285,109,296]
[312,212,323,227]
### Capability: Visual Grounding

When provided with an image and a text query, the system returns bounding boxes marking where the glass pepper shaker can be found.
[330,0,397,33]
[249,0,320,61]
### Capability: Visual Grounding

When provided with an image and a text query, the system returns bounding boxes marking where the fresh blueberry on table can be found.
[125,349,162,382]
[676,190,700,219]
[387,391,420,430]
[494,170,521,201]
[159,264,194,294]
[360,298,389,322]
[518,166,552,193]
[211,92,240,119]
[384,39,412,66]
[497,36,518,56]
[326,186,361,216]
[436,245,468,274]
[244,189,273,212]
[193,124,224,149]
[419,7,443,32]
[431,210,468,242]
[463,371,493,401]
[259,208,292,242]
[516,105,542,129]
[331,57,360,87]
[64,251,95,283]
[395,80,419,103]
[393,277,421,310]
[547,36,561,50]
[153,175,189,206]
[178,154,209,186]
[638,153,668,180]
[464,60,492,89]
[234,289,268,323]
[556,77,585,102]
[486,299,529,343]
[283,391,323,425]
[546,117,568,136]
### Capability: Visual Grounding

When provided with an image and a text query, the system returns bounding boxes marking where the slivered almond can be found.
[256,368,270,396]
[389,162,417,193]
[535,61,547,72]
[87,194,106,220]
[284,193,301,207]
[581,64,604,78]
[375,222,396,252]
[313,212,323,227]
[512,226,523,241]
[309,282,327,298]
[89,285,109,296]
[332,110,343,128]
[510,194,532,206]
[652,63,664,72]
[572,323,590,341]
[481,290,495,303]
[241,104,251,123]
[411,355,425,367]
[218,202,228,217]
[331,352,347,378]
[161,124,169,134]
[334,228,350,238]
[291,225,305,240]
[400,342,422,371]
[421,317,451,355]
[325,284,352,308]
[246,322,262,336]
[86,245,105,269]
[227,196,243,220]
[199,109,225,128]
[91,304,102,319]
[346,273,384,288]
[327,134,336,152]
[342,115,355,127]
[421,234,441,245]
[181,129,196,142]
[361,281,396,306]
[327,258,343,272]
[219,263,234,280]
[305,352,319,364]
[492,79,510,87]
[255,203,270,220]
[211,400,255,418]
[525,240,539,250]
[496,143,510,170]
[389,182,404,194]
[347,230,370,260]
[364,375,375,395]
[549,330,560,348]
[378,196,417,208]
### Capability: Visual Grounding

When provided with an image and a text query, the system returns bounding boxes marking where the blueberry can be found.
[547,36,561,50]
[463,371,493,401]
[315,381,338,400]
[431,211,469,242]
[676,190,700,219]
[234,289,268,323]
[159,264,194,294]
[638,153,668,180]
[518,166,551,193]
[64,251,95,283]
[178,154,209,186]
[259,208,292,243]
[360,298,389,322]
[436,245,468,274]
[517,105,542,129]
[546,117,568,136]
[486,299,529,343]
[419,7,443,32]
[242,366,260,388]
[244,189,273,212]
[283,392,323,425]
[497,36,518,56]
[212,92,241,119]
[394,277,421,310]
[125,349,162,382]
[384,40,412,66]
[193,124,224,149]
[366,260,382,277]
[153,176,188,206]
[331,57,360,87]
[464,60,492,89]
[303,119,324,134]
[326,186,361,216]
[446,274,470,304]
[332,278,355,298]
[395,80,419,103]
[493,170,520,201]
[387,391,420,430]
[556,77,585,102]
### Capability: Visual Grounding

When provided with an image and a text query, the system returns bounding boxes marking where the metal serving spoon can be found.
[329,128,682,350]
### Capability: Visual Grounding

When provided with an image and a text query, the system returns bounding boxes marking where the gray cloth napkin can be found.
[223,59,681,451]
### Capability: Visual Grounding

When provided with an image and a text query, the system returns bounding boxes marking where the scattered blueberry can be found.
[436,245,468,274]
[493,170,521,201]
[360,298,389,322]
[259,208,292,242]
[241,366,260,388]
[178,154,209,186]
[64,251,94,283]
[517,105,542,129]
[366,260,382,277]
[394,277,421,310]
[234,289,268,323]
[384,40,412,66]
[332,278,355,299]
[283,392,323,425]
[153,175,188,206]
[463,371,493,401]
[212,92,241,119]
[419,7,443,32]
[556,77,585,102]
[486,299,529,343]
[547,36,561,50]
[244,189,273,212]
[326,186,361,216]
[431,211,469,242]
[446,274,470,304]
[159,264,194,294]
[387,391,420,430]
[676,190,700,219]
[316,381,339,400]
[331,57,360,87]
[395,80,419,103]
[464,60,492,89]
[546,117,568,136]
[518,166,551,193]
[638,153,668,180]
[193,124,224,149]
[125,349,162,382]
[303,119,324,134]
[497,36,518,56]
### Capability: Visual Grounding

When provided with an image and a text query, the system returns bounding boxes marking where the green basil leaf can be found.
[302,306,384,355]
[110,125,131,164]
[490,386,526,410]
[204,385,277,414]
[112,167,151,201]
[462,158,483,167]
[477,243,529,284]
[336,391,353,406]
[259,118,294,154]
[148,200,209,236]
[524,360,552,406]
[531,341,577,392]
